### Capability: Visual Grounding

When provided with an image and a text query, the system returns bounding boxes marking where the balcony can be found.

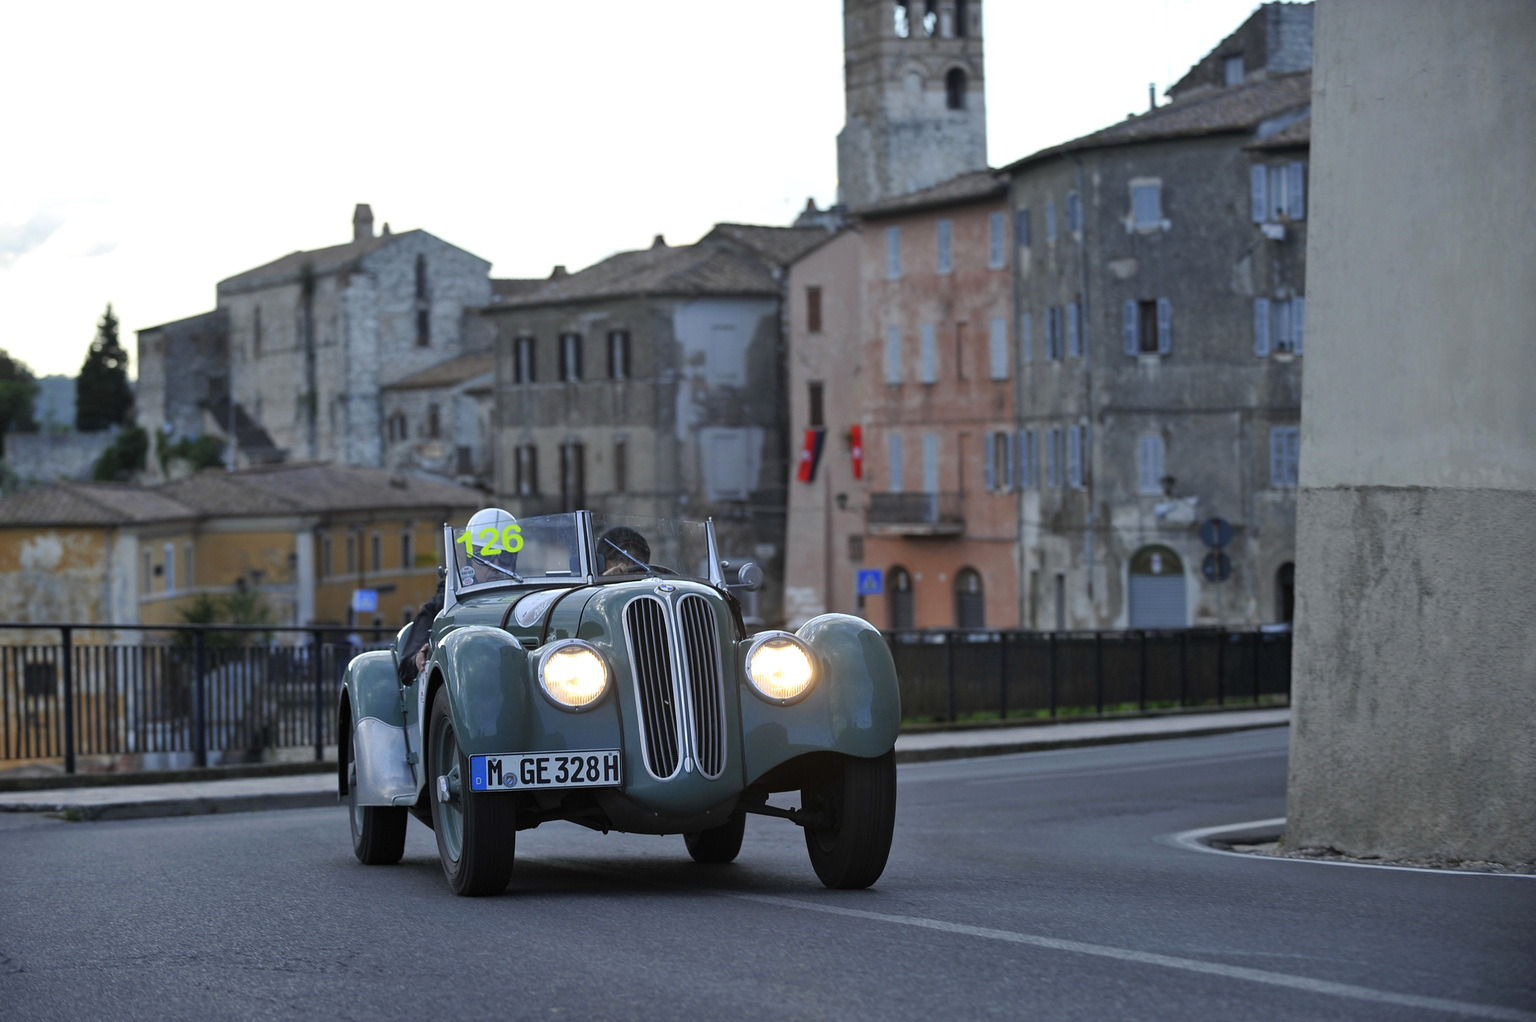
[867,492,965,537]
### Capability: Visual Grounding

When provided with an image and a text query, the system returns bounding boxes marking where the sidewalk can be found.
[0,708,1288,821]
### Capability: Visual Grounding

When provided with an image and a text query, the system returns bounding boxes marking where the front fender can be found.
[339,650,416,807]
[741,613,901,787]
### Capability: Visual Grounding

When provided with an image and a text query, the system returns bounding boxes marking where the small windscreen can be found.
[449,513,583,588]
[589,513,711,583]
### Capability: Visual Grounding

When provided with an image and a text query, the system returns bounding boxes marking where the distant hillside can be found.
[35,376,75,431]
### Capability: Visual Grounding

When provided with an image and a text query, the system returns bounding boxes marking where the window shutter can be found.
[1275,299,1292,352]
[885,326,901,384]
[1292,297,1305,355]
[1123,300,1137,355]
[922,433,940,493]
[1021,311,1033,363]
[1156,298,1172,354]
[889,434,904,492]
[1287,427,1301,485]
[1016,208,1031,248]
[1288,162,1306,220]
[1270,428,1285,487]
[1005,431,1017,489]
[937,220,952,274]
[920,323,937,383]
[989,317,1008,379]
[1068,426,1082,488]
[1019,430,1033,488]
[886,226,901,280]
[984,432,996,491]
[989,212,1006,268]
[1066,302,1081,358]
[1250,165,1268,223]
[1253,298,1271,356]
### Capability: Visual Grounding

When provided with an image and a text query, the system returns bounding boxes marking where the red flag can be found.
[797,428,826,483]
[850,424,863,480]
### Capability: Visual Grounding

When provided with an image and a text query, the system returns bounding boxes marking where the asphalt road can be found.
[1,728,1532,1021]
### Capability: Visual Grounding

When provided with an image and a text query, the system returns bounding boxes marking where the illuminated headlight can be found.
[538,641,608,709]
[746,633,816,704]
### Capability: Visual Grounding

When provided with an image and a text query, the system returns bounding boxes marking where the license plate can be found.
[469,750,622,792]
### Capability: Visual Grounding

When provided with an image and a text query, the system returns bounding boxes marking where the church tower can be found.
[837,0,989,210]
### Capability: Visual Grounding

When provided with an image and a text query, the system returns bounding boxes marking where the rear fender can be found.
[340,650,416,807]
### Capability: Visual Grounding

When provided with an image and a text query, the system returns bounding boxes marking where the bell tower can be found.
[837,0,989,210]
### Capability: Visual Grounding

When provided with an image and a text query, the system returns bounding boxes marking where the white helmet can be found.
[461,507,519,585]
[467,506,517,538]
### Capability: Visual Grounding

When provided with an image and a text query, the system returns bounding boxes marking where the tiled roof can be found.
[381,351,495,391]
[704,224,833,266]
[1005,72,1312,171]
[852,169,1009,219]
[0,482,195,527]
[216,231,420,294]
[1247,115,1311,149]
[488,278,545,302]
[488,241,781,310]
[137,309,223,336]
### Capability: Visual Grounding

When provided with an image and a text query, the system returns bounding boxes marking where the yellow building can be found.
[0,463,484,642]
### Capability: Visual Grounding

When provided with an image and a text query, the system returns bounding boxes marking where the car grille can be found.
[623,594,726,779]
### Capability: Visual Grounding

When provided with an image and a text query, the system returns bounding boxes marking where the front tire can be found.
[802,750,896,889]
[684,812,746,864]
[347,718,408,865]
[428,687,515,896]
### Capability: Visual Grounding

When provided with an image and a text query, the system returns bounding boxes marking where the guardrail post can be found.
[1094,631,1104,716]
[1216,627,1226,706]
[312,630,325,761]
[997,632,1008,721]
[1251,630,1262,703]
[1048,632,1058,718]
[1179,629,1189,708]
[1138,630,1148,712]
[61,626,75,775]
[192,630,207,768]
[944,633,956,723]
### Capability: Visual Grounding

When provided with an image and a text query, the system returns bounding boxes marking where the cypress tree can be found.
[0,348,38,440]
[76,303,133,431]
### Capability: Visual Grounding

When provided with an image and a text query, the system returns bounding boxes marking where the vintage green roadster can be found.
[337,510,900,896]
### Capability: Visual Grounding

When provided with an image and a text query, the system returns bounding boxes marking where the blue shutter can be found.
[920,323,937,383]
[922,433,940,493]
[1288,162,1306,220]
[1067,426,1082,488]
[1253,298,1271,356]
[1250,165,1268,223]
[1292,297,1305,354]
[1021,311,1033,363]
[984,432,996,491]
[1005,431,1017,489]
[886,226,901,279]
[1123,300,1137,355]
[1269,428,1285,488]
[1066,302,1080,358]
[989,317,1008,379]
[1156,298,1172,354]
[889,433,904,492]
[937,220,952,274]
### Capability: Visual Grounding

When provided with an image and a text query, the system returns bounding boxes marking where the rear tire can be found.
[684,812,746,864]
[428,687,515,896]
[347,718,408,865]
[802,750,896,889]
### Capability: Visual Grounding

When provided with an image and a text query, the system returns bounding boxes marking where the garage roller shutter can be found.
[1129,574,1187,628]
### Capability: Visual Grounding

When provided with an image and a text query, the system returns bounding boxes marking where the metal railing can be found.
[885,627,1291,723]
[0,623,392,773]
[867,492,965,535]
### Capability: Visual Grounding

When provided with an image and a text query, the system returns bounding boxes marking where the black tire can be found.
[347,718,408,865]
[802,750,897,889]
[428,687,516,896]
[684,812,746,864]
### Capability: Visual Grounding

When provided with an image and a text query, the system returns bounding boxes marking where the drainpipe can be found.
[1071,155,1096,615]
[1007,177,1027,630]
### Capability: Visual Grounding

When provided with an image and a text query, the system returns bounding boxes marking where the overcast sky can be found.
[0,0,1263,379]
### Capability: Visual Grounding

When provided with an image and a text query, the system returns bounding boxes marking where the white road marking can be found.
[734,893,1536,1021]
[1164,819,1536,880]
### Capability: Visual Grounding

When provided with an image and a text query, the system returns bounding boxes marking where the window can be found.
[401,531,414,570]
[848,535,864,562]
[560,442,585,511]
[808,382,825,428]
[954,321,967,380]
[922,433,939,493]
[346,534,357,575]
[893,0,910,38]
[608,330,631,379]
[515,444,539,496]
[885,326,902,384]
[613,440,627,493]
[988,318,1008,380]
[1068,425,1085,488]
[1224,54,1245,86]
[1046,428,1063,489]
[954,0,969,37]
[1270,427,1300,487]
[1138,435,1165,494]
[387,411,407,443]
[1045,200,1057,243]
[322,536,333,578]
[1021,310,1033,363]
[1251,162,1307,222]
[1131,182,1163,229]
[426,404,440,439]
[955,568,984,628]
[559,333,582,381]
[1254,297,1305,355]
[1066,192,1082,234]
[252,307,262,359]
[1123,299,1171,355]
[945,68,967,110]
[886,226,902,280]
[919,324,937,383]
[936,220,952,274]
[1016,208,1031,249]
[888,566,914,630]
[370,533,382,572]
[514,336,536,383]
[163,543,175,594]
[988,211,1006,268]
[415,309,430,347]
[183,543,193,590]
[1046,307,1062,361]
[1018,430,1037,488]
[888,433,904,492]
[806,287,823,333]
[415,254,428,301]
[1066,301,1082,359]
[985,431,1014,492]
[456,446,473,475]
[922,0,937,36]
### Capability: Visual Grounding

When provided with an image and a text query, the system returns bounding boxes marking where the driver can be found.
[462,506,524,585]
[599,526,651,576]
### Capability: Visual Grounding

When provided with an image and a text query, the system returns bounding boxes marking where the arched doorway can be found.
[954,568,984,628]
[1276,562,1295,624]
[1128,545,1187,628]
[888,566,914,630]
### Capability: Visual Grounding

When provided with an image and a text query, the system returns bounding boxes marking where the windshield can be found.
[447,511,714,591]
[450,513,584,588]
[589,513,712,583]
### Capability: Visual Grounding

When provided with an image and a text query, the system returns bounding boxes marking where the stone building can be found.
[837,0,988,210]
[483,226,828,627]
[1002,2,1312,630]
[136,206,503,485]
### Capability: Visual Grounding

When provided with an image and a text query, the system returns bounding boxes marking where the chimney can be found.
[353,204,374,242]
[1148,83,1157,112]
[652,234,667,249]
[550,265,568,279]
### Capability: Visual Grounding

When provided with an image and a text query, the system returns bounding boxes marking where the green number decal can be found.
[477,526,501,555]
[502,524,523,553]
[457,530,475,558]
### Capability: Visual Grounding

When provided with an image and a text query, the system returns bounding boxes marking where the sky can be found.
[0,0,1265,380]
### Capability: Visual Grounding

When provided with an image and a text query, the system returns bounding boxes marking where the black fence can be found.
[887,628,1291,723]
[0,624,391,773]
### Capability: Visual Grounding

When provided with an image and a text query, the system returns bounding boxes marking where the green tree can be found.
[91,424,148,481]
[76,303,133,431]
[0,348,38,440]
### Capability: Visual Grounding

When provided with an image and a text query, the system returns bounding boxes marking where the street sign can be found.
[351,589,379,613]
[856,569,883,596]
[1202,551,1232,582]
[1200,517,1234,549]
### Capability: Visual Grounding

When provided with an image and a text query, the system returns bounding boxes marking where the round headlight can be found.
[539,642,608,709]
[746,633,815,703]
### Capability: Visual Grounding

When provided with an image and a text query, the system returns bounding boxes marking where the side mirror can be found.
[734,561,764,592]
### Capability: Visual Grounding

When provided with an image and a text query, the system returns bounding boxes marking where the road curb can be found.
[894,719,1288,764]
[1,791,340,822]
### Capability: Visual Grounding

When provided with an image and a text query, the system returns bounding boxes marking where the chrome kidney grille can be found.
[622,594,726,780]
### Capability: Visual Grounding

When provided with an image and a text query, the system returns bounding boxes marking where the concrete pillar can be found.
[294,527,316,632]
[1286,0,1536,865]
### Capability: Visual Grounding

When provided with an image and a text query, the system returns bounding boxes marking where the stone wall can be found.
[4,431,119,484]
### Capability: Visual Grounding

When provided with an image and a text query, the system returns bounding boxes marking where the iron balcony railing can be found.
[867,491,965,536]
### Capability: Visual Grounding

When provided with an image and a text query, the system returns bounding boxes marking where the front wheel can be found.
[428,687,516,896]
[347,718,408,865]
[684,812,746,864]
[802,750,896,889]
